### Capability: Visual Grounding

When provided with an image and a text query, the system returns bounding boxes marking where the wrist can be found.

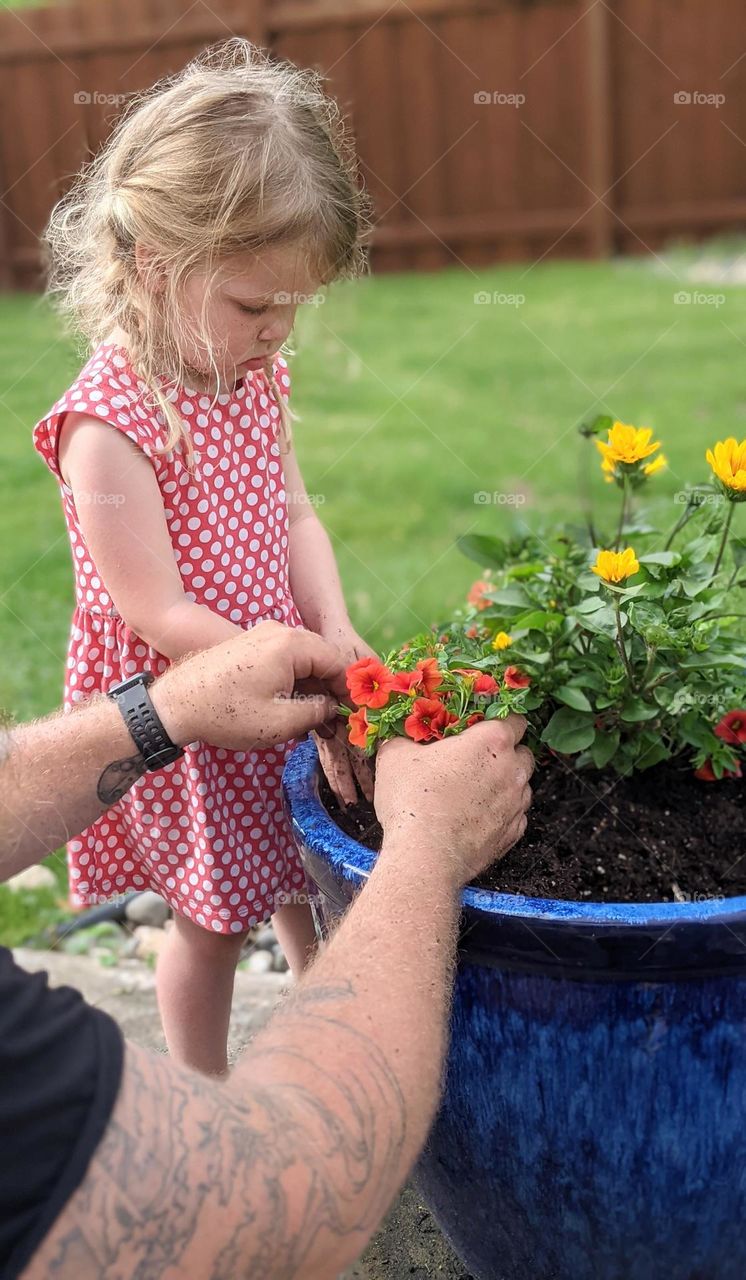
[149,678,192,750]
[377,828,463,898]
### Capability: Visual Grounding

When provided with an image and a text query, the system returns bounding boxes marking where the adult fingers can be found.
[273,692,340,742]
[281,628,349,701]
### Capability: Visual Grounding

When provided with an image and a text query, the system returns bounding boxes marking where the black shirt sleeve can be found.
[0,945,125,1279]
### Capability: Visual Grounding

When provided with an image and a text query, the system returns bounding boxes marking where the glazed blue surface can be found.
[283,740,746,1280]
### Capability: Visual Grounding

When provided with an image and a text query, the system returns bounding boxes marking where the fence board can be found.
[0,0,743,286]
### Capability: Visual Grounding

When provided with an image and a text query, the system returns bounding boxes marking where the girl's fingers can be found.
[314,733,358,808]
[349,748,375,803]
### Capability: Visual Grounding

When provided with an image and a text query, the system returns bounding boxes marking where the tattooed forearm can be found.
[26,1011,407,1280]
[96,754,147,805]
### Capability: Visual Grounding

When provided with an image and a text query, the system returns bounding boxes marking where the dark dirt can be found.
[320,757,746,903]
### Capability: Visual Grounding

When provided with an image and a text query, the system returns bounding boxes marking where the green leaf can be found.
[512,610,555,631]
[638,551,681,568]
[540,707,596,753]
[591,729,620,769]
[732,537,746,568]
[636,739,670,770]
[458,534,509,571]
[506,562,544,580]
[480,586,530,611]
[620,697,660,723]
[555,684,593,712]
[572,596,605,614]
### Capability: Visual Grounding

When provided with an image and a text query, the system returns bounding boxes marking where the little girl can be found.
[32,39,374,1076]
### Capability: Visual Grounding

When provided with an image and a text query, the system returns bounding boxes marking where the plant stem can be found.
[614,477,628,552]
[635,645,658,696]
[612,596,635,685]
[712,502,736,579]
[664,506,696,550]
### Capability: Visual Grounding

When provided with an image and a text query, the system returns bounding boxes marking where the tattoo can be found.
[96,754,147,805]
[29,986,407,1280]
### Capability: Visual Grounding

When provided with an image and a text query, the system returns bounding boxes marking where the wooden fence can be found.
[0,0,745,287]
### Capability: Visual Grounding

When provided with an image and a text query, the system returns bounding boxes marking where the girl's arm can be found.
[285,443,375,804]
[58,414,242,661]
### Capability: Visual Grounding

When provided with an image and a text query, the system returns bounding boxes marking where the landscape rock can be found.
[252,923,277,952]
[125,891,171,928]
[129,925,171,961]
[6,865,57,893]
[245,950,274,974]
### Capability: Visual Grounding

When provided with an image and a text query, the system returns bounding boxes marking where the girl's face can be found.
[180,242,323,390]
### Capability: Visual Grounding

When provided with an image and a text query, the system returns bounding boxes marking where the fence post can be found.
[585,0,613,257]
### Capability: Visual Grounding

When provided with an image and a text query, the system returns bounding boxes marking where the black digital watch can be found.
[107,671,184,770]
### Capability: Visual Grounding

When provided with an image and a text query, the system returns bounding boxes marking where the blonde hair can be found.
[42,37,372,461]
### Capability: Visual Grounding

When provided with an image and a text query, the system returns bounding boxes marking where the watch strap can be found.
[108,672,184,770]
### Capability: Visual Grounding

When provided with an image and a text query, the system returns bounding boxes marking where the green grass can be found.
[1,256,745,940]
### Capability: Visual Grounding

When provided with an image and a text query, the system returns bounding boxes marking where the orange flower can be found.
[404,697,458,743]
[466,625,480,640]
[416,657,443,697]
[715,709,746,745]
[503,666,531,689]
[391,657,443,698]
[466,711,485,727]
[346,657,395,709]
[453,668,499,695]
[694,759,742,782]
[467,580,492,611]
[348,707,371,749]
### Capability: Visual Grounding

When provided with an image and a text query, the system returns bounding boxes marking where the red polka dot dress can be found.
[33,341,308,934]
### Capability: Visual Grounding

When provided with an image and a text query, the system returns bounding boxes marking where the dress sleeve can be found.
[32,376,167,485]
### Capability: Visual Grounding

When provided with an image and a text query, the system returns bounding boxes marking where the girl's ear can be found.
[134,240,166,294]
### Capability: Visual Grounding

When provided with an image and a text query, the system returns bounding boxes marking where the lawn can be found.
[1,255,745,938]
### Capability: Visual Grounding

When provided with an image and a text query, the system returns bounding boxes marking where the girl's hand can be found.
[320,623,377,666]
[314,621,376,808]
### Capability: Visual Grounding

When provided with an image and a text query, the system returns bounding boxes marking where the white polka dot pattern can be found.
[32,342,307,933]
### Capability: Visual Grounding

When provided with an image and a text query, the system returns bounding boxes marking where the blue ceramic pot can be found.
[283,739,746,1280]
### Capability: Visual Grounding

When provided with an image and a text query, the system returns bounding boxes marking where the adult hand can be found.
[374,716,534,889]
[150,620,348,751]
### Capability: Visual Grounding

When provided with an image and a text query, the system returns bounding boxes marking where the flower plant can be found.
[342,423,746,780]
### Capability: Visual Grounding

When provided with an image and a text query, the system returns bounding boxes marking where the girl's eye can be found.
[236,303,268,316]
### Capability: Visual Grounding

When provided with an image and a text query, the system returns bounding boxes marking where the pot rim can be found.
[284,739,746,930]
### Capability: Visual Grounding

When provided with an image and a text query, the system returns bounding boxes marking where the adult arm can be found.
[22,721,534,1280]
[0,622,345,883]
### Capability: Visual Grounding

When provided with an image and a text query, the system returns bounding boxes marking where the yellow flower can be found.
[492,631,513,650]
[643,453,667,477]
[596,421,662,469]
[591,547,640,583]
[706,437,746,500]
